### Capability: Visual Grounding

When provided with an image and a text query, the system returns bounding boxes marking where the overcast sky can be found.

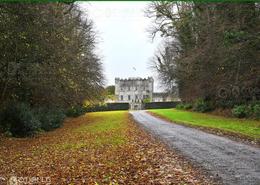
[78,2,163,91]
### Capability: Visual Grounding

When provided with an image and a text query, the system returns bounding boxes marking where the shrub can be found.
[176,103,192,110]
[253,104,260,119]
[84,103,107,112]
[0,102,40,137]
[143,98,151,103]
[176,103,185,110]
[193,98,213,113]
[34,107,65,131]
[183,103,192,110]
[231,103,260,119]
[3,130,12,137]
[216,100,236,109]
[66,103,130,116]
[66,105,86,117]
[232,105,250,118]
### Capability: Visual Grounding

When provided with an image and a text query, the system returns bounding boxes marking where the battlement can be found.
[115,77,153,82]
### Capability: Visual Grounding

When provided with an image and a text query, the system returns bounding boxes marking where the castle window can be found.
[128,95,131,101]
[120,95,123,101]
[128,86,130,91]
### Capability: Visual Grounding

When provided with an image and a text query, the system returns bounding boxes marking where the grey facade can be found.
[115,77,153,109]
[152,92,169,102]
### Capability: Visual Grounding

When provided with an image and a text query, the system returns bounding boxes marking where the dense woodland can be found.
[146,1,260,117]
[147,2,260,113]
[0,3,104,136]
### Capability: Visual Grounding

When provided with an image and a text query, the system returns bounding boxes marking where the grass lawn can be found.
[149,109,260,140]
[0,111,212,184]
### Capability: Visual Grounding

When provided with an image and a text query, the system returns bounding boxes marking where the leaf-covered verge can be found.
[0,111,215,184]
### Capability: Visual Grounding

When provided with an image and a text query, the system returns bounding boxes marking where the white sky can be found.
[78,1,163,91]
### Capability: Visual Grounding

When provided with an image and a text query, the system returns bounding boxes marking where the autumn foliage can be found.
[0,111,214,184]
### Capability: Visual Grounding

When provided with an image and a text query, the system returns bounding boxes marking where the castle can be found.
[114,77,178,109]
[115,77,154,109]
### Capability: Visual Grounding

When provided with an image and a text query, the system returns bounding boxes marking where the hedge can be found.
[143,102,180,109]
[86,103,130,112]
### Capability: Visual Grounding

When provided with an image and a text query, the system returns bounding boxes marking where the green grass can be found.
[75,111,127,133]
[149,109,260,139]
[71,111,128,148]
[36,111,129,152]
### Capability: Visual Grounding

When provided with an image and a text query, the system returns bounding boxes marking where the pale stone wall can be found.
[115,77,154,103]
[152,92,170,102]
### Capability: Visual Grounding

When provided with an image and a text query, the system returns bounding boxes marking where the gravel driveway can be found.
[130,111,260,185]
